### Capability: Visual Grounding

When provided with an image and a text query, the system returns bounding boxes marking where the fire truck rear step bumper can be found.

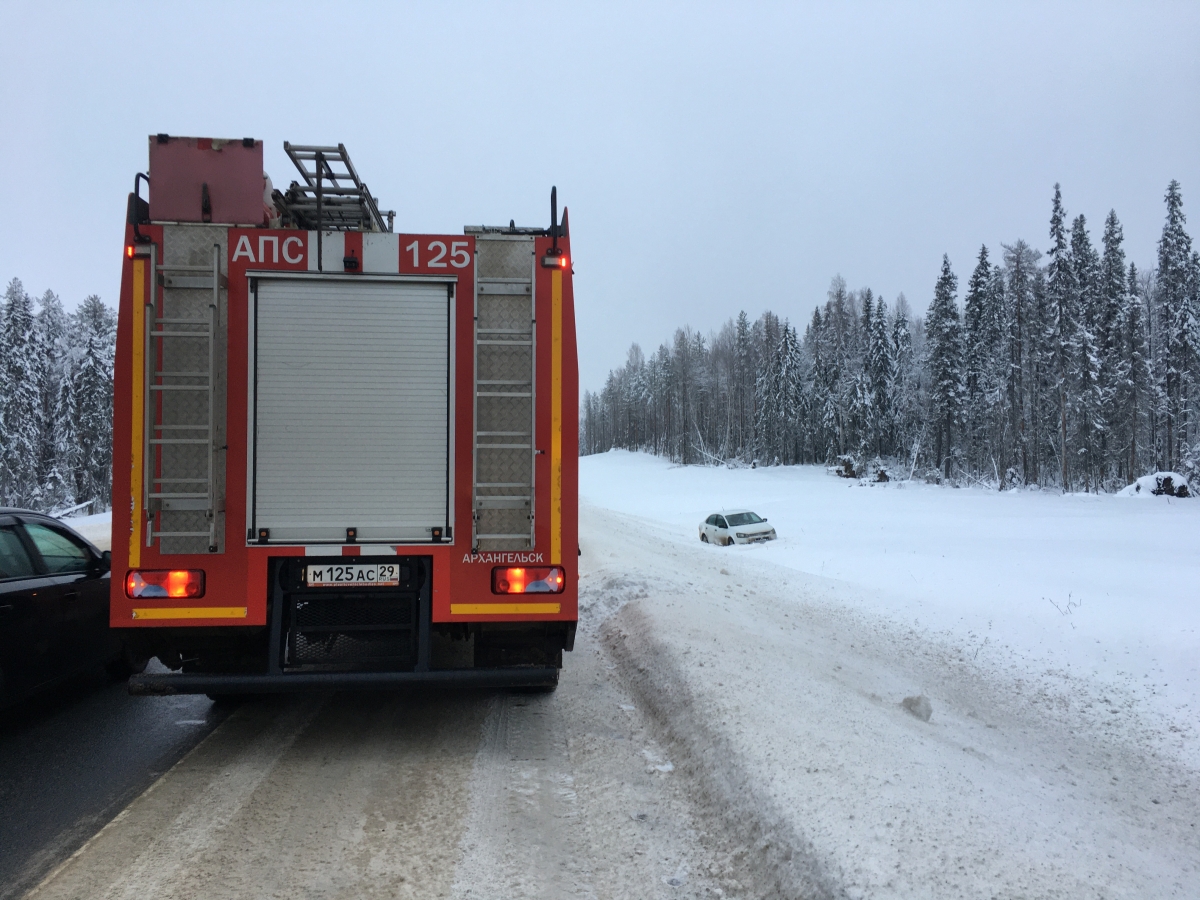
[128,667,560,696]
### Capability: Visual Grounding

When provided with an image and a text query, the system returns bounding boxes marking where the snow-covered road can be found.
[581,451,1199,897]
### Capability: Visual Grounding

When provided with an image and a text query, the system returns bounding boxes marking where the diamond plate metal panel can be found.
[476,237,534,280]
[479,344,532,383]
[155,226,228,555]
[474,235,535,550]
[477,295,529,332]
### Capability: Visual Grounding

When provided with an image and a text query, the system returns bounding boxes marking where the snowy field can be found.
[579,450,1199,897]
[582,450,1199,747]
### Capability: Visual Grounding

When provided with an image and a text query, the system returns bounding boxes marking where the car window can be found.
[726,512,763,526]
[0,526,36,579]
[22,522,91,575]
[716,516,728,528]
[706,515,717,526]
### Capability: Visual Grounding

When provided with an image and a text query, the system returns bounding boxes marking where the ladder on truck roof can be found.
[273,143,395,233]
[145,243,219,552]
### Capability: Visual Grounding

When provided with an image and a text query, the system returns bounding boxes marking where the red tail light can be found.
[125,569,206,599]
[491,566,565,595]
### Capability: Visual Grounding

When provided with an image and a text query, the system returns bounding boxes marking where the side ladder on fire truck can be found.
[144,241,220,552]
[473,233,538,550]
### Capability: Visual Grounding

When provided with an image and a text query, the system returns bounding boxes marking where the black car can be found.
[0,509,141,707]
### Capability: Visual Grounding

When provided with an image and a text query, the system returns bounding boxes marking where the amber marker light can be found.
[125,569,206,599]
[126,245,135,258]
[492,566,565,595]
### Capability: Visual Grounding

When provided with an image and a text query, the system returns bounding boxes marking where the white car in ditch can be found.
[698,510,776,546]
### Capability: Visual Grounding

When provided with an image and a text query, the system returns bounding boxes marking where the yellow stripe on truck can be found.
[130,259,145,568]
[131,607,248,620]
[450,603,561,616]
[550,268,563,565]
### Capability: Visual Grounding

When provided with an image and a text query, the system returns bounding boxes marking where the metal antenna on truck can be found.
[551,186,558,253]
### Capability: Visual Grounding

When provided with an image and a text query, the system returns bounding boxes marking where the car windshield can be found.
[725,512,763,526]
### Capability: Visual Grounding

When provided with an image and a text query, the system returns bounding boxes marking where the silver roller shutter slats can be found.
[253,278,450,542]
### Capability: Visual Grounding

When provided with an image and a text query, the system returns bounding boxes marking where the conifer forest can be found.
[582,182,1200,492]
[0,279,115,512]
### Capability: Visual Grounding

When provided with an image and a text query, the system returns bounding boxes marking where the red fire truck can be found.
[112,136,577,694]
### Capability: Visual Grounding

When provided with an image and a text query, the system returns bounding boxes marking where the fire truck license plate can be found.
[306,563,400,587]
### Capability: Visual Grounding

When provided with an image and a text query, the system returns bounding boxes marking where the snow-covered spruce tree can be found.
[866,295,893,457]
[1045,185,1078,490]
[818,278,852,457]
[1098,211,1128,480]
[925,255,964,479]
[1073,304,1105,491]
[1099,212,1127,371]
[890,295,922,469]
[1069,215,1105,490]
[804,307,832,461]
[734,310,755,459]
[843,288,874,453]
[1112,262,1152,481]
[982,261,1009,480]
[46,365,79,509]
[1002,241,1040,485]
[70,295,116,508]
[1155,180,1195,470]
[34,289,70,506]
[962,245,993,473]
[1,279,44,507]
[754,319,784,464]
[1072,215,1102,333]
[778,321,803,463]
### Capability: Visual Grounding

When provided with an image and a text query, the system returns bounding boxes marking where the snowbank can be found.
[59,511,112,550]
[1117,470,1192,498]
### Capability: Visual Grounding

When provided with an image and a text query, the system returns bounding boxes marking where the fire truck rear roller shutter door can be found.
[252,278,450,543]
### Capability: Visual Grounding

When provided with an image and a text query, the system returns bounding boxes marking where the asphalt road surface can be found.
[17,680,727,898]
[0,663,229,900]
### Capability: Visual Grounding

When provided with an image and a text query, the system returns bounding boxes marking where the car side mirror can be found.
[763,517,768,521]
[97,550,112,575]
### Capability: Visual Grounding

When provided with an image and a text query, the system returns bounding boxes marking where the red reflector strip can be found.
[125,569,206,599]
[491,566,565,595]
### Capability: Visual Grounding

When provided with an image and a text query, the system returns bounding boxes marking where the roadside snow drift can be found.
[580,451,1199,898]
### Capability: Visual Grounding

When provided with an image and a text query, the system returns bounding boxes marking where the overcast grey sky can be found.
[2,2,1197,391]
